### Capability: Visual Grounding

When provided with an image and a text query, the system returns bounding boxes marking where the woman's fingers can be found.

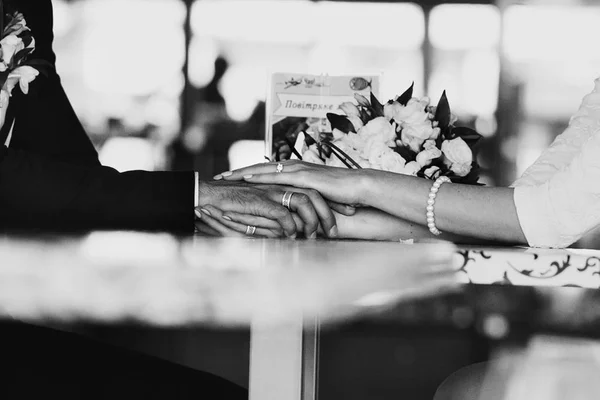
[200,206,282,238]
[220,211,282,232]
[214,161,304,181]
[195,208,243,237]
[194,221,221,236]
[328,202,357,216]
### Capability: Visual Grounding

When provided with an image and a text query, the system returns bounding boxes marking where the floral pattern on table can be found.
[455,247,600,289]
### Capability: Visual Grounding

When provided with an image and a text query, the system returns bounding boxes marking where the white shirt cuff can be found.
[194,171,199,209]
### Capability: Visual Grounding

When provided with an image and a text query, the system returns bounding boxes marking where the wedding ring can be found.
[276,163,284,173]
[282,191,294,210]
[245,225,257,236]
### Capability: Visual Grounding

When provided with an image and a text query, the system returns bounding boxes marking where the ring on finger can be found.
[282,191,294,210]
[245,225,257,236]
[276,163,284,173]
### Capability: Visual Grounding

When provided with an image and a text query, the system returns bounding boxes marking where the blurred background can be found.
[51,1,600,398]
[53,0,600,187]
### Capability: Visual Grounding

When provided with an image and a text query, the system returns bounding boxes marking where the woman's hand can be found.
[214,160,369,207]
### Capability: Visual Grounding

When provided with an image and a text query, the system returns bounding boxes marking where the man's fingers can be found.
[282,192,319,239]
[288,187,337,238]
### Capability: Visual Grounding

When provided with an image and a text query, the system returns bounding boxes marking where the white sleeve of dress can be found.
[513,78,600,187]
[514,125,600,248]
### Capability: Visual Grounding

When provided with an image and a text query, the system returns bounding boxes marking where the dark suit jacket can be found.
[0,0,194,232]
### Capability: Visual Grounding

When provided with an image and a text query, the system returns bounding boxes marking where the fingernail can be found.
[194,209,203,219]
[329,225,338,238]
[222,171,233,177]
[222,216,232,221]
[201,208,211,217]
[213,174,223,180]
[243,175,253,180]
[288,233,297,240]
[309,231,318,240]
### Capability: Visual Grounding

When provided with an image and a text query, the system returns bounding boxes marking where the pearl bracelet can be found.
[426,176,452,236]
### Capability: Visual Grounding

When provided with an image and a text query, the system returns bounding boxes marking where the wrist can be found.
[197,180,213,208]
[356,169,377,206]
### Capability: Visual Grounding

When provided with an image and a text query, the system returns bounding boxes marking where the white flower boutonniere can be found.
[0,8,51,109]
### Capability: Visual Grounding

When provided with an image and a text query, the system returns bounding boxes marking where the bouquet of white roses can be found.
[293,83,483,185]
[0,8,50,108]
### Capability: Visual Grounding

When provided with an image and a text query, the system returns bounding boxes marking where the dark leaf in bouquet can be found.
[359,108,371,124]
[395,145,417,163]
[22,59,54,76]
[326,112,356,134]
[12,47,34,66]
[20,32,33,48]
[450,126,483,147]
[0,70,9,91]
[370,92,385,117]
[283,136,303,161]
[435,91,451,130]
[354,93,371,108]
[304,132,318,147]
[397,81,414,106]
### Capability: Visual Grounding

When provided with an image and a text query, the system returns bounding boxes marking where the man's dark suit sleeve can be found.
[0,146,195,232]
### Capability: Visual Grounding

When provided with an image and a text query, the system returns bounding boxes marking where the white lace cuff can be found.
[513,184,563,248]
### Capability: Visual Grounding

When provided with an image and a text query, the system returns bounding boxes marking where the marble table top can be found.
[1,232,599,328]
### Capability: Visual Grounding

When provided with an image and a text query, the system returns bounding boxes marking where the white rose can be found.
[416,147,442,167]
[441,137,473,177]
[441,137,472,165]
[396,99,429,125]
[380,151,407,174]
[302,149,325,165]
[424,166,441,180]
[360,117,395,140]
[339,102,360,118]
[450,163,471,177]
[339,132,364,152]
[363,139,392,166]
[423,140,437,150]
[0,35,24,65]
[332,128,346,141]
[5,66,39,95]
[400,129,425,153]
[403,161,421,176]
[402,122,435,141]
[383,101,403,121]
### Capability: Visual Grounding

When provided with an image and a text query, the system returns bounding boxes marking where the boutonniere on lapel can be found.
[0,3,52,109]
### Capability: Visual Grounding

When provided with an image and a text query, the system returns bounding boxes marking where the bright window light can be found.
[461,50,499,116]
[99,137,157,172]
[82,0,186,95]
[52,0,72,38]
[316,2,425,49]
[220,65,265,122]
[188,36,219,88]
[191,0,312,44]
[430,4,500,50]
[504,5,600,62]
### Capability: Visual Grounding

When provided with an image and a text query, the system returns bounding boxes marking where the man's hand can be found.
[195,180,340,239]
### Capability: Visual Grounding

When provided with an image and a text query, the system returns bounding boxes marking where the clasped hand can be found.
[195,161,363,239]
